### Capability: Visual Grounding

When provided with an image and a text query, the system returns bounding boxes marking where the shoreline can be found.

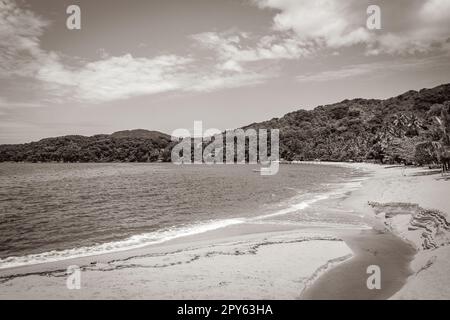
[0,163,449,299]
[0,223,356,299]
[303,163,450,299]
[300,228,416,299]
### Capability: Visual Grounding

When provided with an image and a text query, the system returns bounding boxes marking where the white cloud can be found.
[187,70,270,92]
[0,1,271,105]
[296,64,379,83]
[296,56,449,83]
[191,31,313,80]
[254,0,371,49]
[193,0,450,61]
[369,0,450,55]
[220,60,244,72]
[0,0,49,78]
[37,54,193,103]
[254,0,450,55]
[0,96,43,109]
[421,0,450,21]
[192,31,311,63]
[35,53,268,102]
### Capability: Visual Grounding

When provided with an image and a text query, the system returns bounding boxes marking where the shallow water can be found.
[0,163,366,268]
[301,229,416,300]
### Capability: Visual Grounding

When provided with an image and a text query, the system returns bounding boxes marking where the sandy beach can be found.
[0,224,354,299]
[0,163,449,299]
[303,163,450,299]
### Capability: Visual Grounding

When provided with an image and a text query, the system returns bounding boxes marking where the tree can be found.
[414,141,438,165]
[433,105,450,171]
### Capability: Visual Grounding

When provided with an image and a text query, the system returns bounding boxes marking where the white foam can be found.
[1,192,328,269]
[0,218,245,269]
[254,194,330,220]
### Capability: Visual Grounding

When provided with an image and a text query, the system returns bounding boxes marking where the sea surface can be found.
[0,163,368,268]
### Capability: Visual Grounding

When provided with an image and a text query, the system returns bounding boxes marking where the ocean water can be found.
[0,163,367,268]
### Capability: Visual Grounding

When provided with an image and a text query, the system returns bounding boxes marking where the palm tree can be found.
[434,107,450,174]
[405,114,423,136]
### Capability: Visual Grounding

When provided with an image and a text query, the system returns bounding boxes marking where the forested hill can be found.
[0,129,174,162]
[1,83,450,164]
[244,83,450,163]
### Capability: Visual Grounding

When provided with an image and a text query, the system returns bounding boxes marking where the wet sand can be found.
[301,229,415,299]
[303,163,450,300]
[0,223,354,299]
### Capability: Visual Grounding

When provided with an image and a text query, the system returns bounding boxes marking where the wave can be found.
[255,176,368,220]
[0,177,368,270]
[0,218,245,269]
[254,193,331,220]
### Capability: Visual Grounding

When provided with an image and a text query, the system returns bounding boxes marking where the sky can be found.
[1,0,450,143]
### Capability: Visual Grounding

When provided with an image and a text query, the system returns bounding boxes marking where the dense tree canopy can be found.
[0,130,175,163]
[243,83,450,164]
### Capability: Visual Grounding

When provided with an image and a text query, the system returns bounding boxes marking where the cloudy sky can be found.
[1,0,450,143]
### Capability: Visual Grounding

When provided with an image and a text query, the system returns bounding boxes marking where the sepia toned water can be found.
[0,163,367,268]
